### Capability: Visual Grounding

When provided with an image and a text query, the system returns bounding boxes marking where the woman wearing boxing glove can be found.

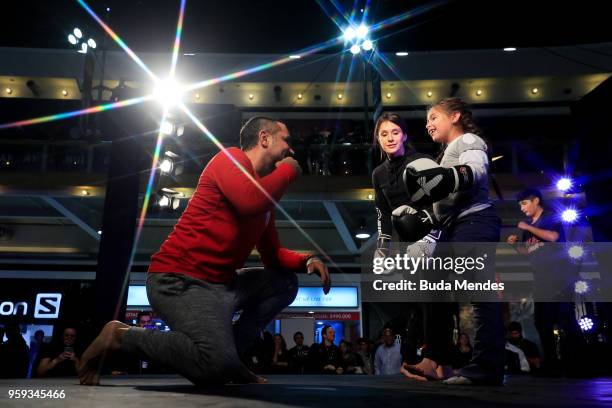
[371,112,440,261]
[371,112,456,382]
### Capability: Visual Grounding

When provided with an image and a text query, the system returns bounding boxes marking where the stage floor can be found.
[1,375,611,407]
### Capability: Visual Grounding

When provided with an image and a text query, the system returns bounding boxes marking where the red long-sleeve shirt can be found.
[149,147,310,283]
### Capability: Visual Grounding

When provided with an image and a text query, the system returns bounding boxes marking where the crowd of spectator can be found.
[0,318,546,379]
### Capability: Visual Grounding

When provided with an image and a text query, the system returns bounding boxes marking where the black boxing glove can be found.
[403,158,474,207]
[391,205,438,242]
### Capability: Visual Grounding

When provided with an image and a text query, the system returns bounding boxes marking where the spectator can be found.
[268,334,290,374]
[339,340,364,374]
[27,330,45,378]
[308,325,343,374]
[507,321,541,371]
[452,333,473,370]
[36,326,80,377]
[1,323,29,378]
[288,331,310,374]
[375,328,402,375]
[136,311,154,328]
[355,337,374,375]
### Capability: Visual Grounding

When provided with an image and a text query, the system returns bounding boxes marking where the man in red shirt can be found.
[78,117,330,385]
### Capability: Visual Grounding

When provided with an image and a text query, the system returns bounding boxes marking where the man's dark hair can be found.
[240,116,279,151]
[508,321,522,333]
[516,188,543,206]
[293,331,304,341]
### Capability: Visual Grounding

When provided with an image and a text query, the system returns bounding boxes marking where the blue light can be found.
[574,280,590,294]
[561,208,579,223]
[356,24,369,39]
[578,316,594,331]
[556,177,573,192]
[568,244,585,259]
[343,27,356,42]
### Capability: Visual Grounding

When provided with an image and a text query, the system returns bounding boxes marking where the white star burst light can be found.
[154,78,184,108]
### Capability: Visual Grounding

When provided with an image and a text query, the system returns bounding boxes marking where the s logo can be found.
[34,293,62,319]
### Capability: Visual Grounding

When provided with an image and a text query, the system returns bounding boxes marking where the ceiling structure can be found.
[3,0,612,53]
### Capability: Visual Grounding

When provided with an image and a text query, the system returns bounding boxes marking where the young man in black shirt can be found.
[507,321,541,371]
[308,325,343,374]
[508,189,578,374]
[288,331,310,374]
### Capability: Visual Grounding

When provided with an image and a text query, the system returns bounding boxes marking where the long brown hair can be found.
[373,112,414,160]
[428,97,484,163]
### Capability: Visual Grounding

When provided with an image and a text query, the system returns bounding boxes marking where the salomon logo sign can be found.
[34,293,62,319]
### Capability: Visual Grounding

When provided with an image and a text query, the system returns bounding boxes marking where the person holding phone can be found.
[36,327,80,377]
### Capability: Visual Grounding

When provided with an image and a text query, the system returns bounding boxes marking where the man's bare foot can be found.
[401,363,428,381]
[77,320,129,385]
[402,358,442,381]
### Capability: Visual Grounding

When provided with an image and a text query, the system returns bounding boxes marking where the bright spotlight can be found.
[159,195,170,208]
[561,208,579,223]
[154,78,184,107]
[574,280,589,295]
[355,232,371,240]
[343,27,356,41]
[68,34,78,45]
[78,42,88,54]
[350,44,361,55]
[357,24,369,39]
[361,40,373,51]
[73,28,83,39]
[556,177,573,192]
[160,120,174,136]
[568,244,584,260]
[176,125,185,137]
[87,38,97,49]
[578,316,594,332]
[160,159,173,174]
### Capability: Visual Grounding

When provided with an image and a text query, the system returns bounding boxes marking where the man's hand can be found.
[507,234,519,244]
[517,221,530,230]
[336,367,344,375]
[276,156,302,175]
[307,257,331,294]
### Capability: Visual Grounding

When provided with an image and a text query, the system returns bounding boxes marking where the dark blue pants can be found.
[447,206,505,383]
[421,206,504,383]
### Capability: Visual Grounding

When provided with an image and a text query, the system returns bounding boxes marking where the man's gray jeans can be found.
[121,267,298,384]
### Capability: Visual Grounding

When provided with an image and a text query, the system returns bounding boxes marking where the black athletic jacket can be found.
[371,150,433,251]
